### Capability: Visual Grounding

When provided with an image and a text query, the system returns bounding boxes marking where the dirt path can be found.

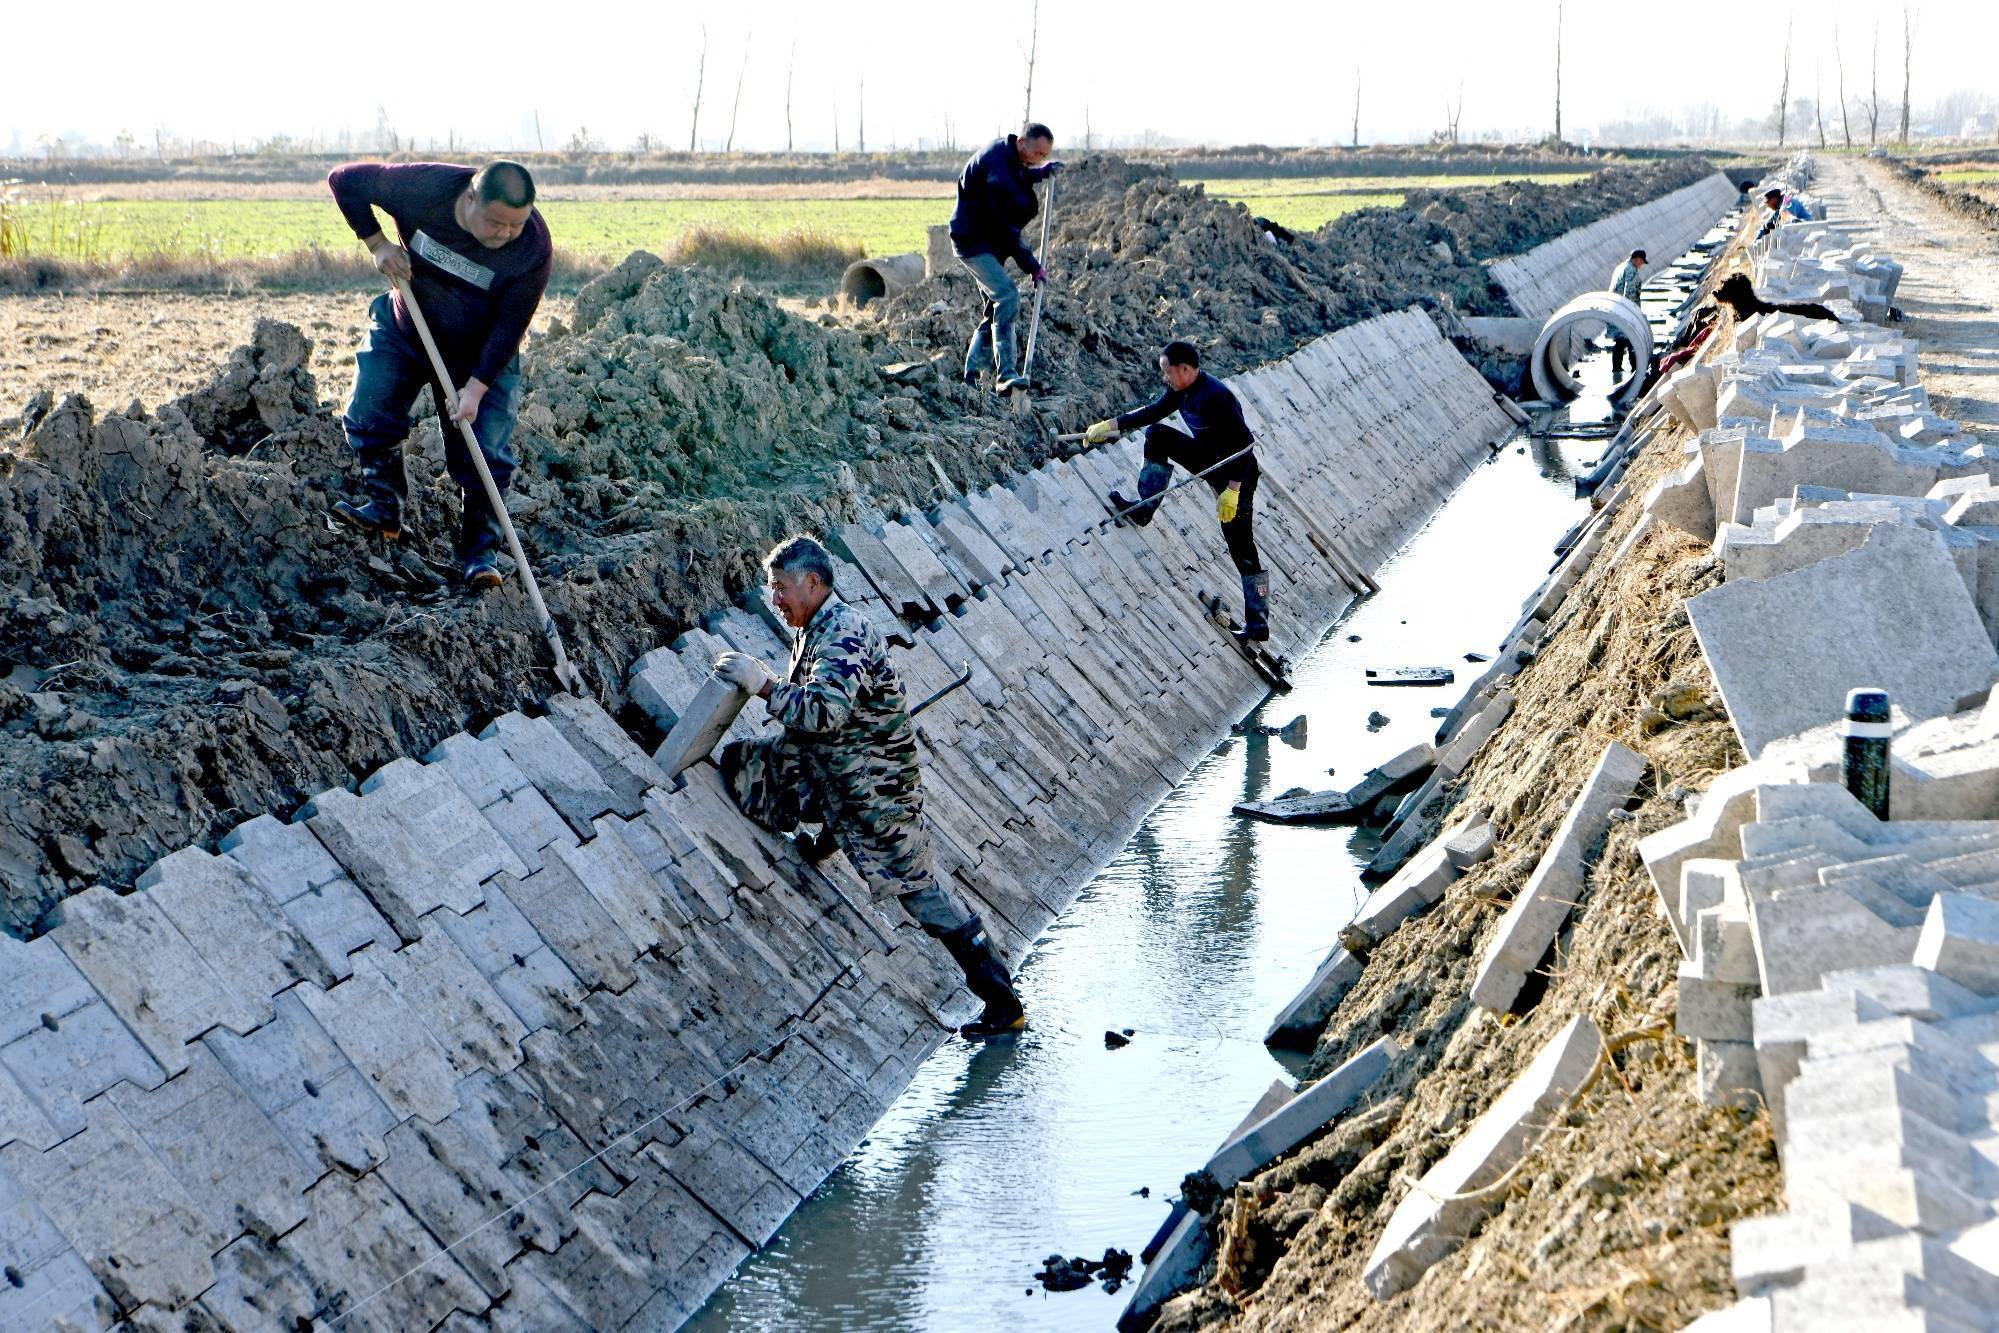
[1814,156,1999,434]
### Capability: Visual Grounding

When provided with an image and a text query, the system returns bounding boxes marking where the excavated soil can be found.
[1149,302,1787,1332]
[0,153,1712,936]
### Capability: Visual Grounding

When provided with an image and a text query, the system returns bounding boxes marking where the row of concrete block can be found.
[1636,176,1999,1329]
[1491,172,1744,323]
[0,306,1517,1332]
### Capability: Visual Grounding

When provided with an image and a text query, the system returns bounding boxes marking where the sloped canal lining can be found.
[688,428,1603,1331]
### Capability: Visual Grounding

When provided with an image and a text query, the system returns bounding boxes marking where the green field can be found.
[1939,168,1999,183]
[5,170,1592,269]
[8,197,947,264]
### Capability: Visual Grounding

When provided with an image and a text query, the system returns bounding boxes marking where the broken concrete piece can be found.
[1205,1038,1396,1188]
[1912,892,1999,995]
[1688,525,1999,757]
[1364,1014,1602,1298]
[1472,741,1647,1013]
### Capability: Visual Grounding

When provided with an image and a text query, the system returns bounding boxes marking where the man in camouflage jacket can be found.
[715,535,1026,1040]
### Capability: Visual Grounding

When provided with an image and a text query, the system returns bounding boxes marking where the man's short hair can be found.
[1764,188,1784,202]
[474,160,536,209]
[1021,121,1054,144]
[1630,248,1648,262]
[1161,340,1201,369]
[765,535,835,588]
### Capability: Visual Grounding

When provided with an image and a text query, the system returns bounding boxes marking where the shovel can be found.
[1007,174,1056,407]
[390,276,583,695]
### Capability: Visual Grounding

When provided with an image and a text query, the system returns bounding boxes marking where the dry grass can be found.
[0,245,609,295]
[661,224,861,281]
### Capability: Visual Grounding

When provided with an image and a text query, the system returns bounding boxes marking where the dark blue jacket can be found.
[1117,372,1258,483]
[950,135,1053,272]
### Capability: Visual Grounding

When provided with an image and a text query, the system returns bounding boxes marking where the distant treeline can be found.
[1,142,1700,189]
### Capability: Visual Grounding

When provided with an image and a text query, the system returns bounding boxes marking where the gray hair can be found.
[764,535,836,588]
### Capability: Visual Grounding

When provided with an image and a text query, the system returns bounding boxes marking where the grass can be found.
[1187,170,1594,196]
[0,196,938,267]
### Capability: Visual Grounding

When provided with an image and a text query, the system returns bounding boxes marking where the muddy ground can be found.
[1150,271,1787,1331]
[0,154,1712,937]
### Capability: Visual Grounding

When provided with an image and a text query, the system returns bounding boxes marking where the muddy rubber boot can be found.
[1236,572,1271,644]
[1111,463,1171,529]
[333,448,405,540]
[996,373,1033,393]
[332,496,402,541]
[458,501,505,591]
[793,826,838,864]
[936,916,1025,1040]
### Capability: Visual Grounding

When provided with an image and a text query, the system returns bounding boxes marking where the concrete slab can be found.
[1472,742,1647,1013]
[1364,1014,1602,1298]
[1688,525,1999,758]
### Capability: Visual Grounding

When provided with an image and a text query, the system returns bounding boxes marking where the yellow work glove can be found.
[1084,418,1119,445]
[1216,486,1240,524]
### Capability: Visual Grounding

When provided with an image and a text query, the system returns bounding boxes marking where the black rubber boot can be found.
[334,447,405,540]
[1237,571,1271,643]
[793,826,838,864]
[332,496,402,541]
[935,915,1025,1040]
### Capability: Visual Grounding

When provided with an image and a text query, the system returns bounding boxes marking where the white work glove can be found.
[714,651,772,695]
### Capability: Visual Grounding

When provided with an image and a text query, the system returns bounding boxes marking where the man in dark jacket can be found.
[950,123,1059,392]
[326,159,552,589]
[1085,341,1271,642]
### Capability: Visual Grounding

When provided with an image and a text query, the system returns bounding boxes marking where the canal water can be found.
[687,409,1612,1330]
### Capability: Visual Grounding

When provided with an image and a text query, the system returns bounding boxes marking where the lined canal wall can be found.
[0,308,1516,1330]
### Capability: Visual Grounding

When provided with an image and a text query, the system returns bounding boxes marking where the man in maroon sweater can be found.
[326,160,552,588]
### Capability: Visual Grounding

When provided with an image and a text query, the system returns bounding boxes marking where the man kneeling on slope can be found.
[713,536,1026,1041]
[1086,340,1271,643]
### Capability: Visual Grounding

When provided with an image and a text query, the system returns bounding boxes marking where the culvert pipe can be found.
[841,252,925,306]
[1527,291,1652,408]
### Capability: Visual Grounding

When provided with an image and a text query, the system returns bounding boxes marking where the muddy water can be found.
[685,408,1609,1331]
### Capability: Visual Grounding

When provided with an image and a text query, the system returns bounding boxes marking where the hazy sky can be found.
[9,0,1997,153]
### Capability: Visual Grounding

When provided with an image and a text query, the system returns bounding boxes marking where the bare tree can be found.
[532,110,542,153]
[1352,68,1362,148]
[1835,25,1853,148]
[687,25,707,152]
[1446,80,1464,145]
[1776,14,1793,145]
[1899,3,1916,143]
[857,75,866,154]
[1553,0,1564,141]
[1084,103,1094,151]
[1868,18,1882,144]
[833,96,840,153]
[724,37,751,152]
[1814,62,1827,148]
[784,41,796,152]
[1020,0,1040,128]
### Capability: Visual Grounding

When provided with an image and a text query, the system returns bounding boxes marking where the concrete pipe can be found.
[841,252,926,307]
[1528,292,1652,408]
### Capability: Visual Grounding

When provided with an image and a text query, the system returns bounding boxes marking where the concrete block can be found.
[1205,1038,1397,1187]
[139,845,331,996]
[1677,963,1760,1042]
[51,883,267,1077]
[205,990,399,1173]
[879,520,966,607]
[0,1093,228,1313]
[0,1000,164,1141]
[304,759,525,939]
[1445,817,1497,871]
[294,965,462,1125]
[1472,742,1648,1012]
[1438,689,1515,774]
[1263,948,1365,1050]
[481,712,626,835]
[1697,1038,1762,1107]
[1912,891,1999,995]
[652,673,752,780]
[0,1057,58,1152]
[1688,525,1999,758]
[1364,1014,1602,1298]
[363,930,527,1081]
[543,693,668,811]
[219,812,346,901]
[0,934,95,1047]
[103,1041,313,1240]
[1646,455,1715,540]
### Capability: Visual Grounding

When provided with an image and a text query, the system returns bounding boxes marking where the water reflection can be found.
[690,440,1591,1333]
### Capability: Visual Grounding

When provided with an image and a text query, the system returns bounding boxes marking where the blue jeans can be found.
[958,250,1020,380]
[341,292,520,560]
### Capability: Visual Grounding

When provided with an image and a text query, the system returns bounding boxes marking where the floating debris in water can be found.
[1034,1248,1135,1294]
[1366,710,1391,731]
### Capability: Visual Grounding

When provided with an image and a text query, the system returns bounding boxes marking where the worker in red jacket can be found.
[326,160,552,589]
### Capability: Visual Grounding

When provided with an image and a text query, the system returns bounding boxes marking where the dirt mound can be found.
[1398,159,1718,259]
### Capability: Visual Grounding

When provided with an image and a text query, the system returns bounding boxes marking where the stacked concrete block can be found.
[1492,172,1743,322]
[0,306,1527,1331]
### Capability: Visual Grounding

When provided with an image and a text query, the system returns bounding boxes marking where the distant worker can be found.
[1757,186,1812,239]
[327,160,552,589]
[951,122,1061,393]
[1606,248,1647,379]
[714,537,1027,1041]
[1085,341,1270,643]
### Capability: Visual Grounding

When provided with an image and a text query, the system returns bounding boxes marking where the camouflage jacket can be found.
[766,596,925,825]
[1609,260,1645,304]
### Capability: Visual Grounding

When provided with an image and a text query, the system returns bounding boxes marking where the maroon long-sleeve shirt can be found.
[327,161,552,385]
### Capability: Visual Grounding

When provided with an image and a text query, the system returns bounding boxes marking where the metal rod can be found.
[390,276,582,694]
[1018,174,1054,381]
[909,661,973,717]
[1089,445,1256,531]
